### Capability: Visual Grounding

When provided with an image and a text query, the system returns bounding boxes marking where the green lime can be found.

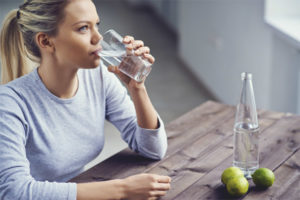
[226,176,249,197]
[252,168,275,188]
[221,167,244,185]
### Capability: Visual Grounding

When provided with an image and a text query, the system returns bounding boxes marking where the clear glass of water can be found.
[98,29,152,82]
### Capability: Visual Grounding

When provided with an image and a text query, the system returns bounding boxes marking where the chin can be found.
[81,60,101,69]
[82,65,100,69]
[92,58,101,68]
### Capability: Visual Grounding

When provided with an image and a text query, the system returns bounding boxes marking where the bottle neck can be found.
[235,74,258,127]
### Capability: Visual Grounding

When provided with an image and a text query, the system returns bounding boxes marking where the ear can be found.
[35,32,55,53]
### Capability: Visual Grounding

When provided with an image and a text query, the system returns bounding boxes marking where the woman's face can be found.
[51,0,102,69]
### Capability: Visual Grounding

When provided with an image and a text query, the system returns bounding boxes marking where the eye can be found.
[96,22,100,30]
[78,25,88,32]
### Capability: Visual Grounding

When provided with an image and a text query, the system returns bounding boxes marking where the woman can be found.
[0,0,171,199]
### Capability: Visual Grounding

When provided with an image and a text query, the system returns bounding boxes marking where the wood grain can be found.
[70,101,299,200]
[173,111,300,199]
[71,101,235,182]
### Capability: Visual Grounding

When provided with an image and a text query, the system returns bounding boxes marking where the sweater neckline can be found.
[33,67,82,104]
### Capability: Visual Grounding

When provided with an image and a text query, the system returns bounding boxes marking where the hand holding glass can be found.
[98,29,152,82]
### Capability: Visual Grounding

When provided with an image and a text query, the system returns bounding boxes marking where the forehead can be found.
[63,0,99,23]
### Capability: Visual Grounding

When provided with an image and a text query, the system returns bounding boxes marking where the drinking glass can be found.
[98,29,152,82]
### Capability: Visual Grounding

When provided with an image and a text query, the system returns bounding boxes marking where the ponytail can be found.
[0,0,69,84]
[0,9,33,84]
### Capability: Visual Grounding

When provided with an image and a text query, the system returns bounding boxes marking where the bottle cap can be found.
[241,72,252,80]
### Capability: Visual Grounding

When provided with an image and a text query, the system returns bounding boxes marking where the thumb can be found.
[107,65,119,74]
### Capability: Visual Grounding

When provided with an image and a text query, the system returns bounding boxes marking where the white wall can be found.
[269,34,300,113]
[130,0,300,114]
[265,0,300,18]
[178,0,272,109]
[265,0,300,113]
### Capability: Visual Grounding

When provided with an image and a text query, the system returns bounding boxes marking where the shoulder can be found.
[0,84,23,106]
[0,70,37,110]
[1,69,36,93]
[0,85,27,128]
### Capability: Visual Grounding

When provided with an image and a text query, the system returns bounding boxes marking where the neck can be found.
[38,59,79,99]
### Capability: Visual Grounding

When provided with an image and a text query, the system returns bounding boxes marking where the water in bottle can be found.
[233,72,259,178]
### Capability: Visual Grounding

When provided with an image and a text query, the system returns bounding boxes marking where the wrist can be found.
[117,179,128,199]
[128,79,145,90]
[128,83,146,94]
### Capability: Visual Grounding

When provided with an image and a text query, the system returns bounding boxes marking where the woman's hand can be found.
[107,35,155,89]
[122,173,171,200]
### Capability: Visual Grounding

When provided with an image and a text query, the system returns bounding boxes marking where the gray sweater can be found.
[0,65,167,200]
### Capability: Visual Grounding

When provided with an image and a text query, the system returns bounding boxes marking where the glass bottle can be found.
[233,72,259,178]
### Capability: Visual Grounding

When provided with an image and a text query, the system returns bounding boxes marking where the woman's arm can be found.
[128,84,158,129]
[108,65,158,130]
[108,35,159,130]
[77,173,171,200]
[105,35,167,160]
[77,179,124,200]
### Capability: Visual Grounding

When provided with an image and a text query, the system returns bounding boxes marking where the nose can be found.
[92,29,102,45]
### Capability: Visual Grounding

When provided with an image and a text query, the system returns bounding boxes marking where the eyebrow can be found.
[72,20,100,26]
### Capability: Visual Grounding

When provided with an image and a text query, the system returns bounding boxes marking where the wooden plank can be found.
[153,138,234,200]
[145,119,235,199]
[173,157,234,200]
[70,101,236,182]
[243,149,300,200]
[173,110,291,199]
[140,109,279,199]
[165,101,235,154]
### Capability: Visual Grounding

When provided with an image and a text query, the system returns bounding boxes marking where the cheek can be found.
[55,34,90,62]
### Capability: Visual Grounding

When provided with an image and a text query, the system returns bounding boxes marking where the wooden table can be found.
[70,101,300,199]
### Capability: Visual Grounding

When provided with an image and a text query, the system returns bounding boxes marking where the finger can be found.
[148,197,157,200]
[142,54,155,64]
[108,66,126,79]
[126,44,134,56]
[123,35,134,44]
[132,40,144,49]
[156,175,171,183]
[135,46,150,56]
[149,190,167,197]
[153,183,171,191]
[107,65,119,73]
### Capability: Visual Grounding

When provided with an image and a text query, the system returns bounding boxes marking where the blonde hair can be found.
[0,0,69,84]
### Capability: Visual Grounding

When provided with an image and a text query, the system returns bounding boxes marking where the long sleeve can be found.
[0,90,77,200]
[102,66,168,160]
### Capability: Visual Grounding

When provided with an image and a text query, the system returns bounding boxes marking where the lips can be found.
[91,47,102,55]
